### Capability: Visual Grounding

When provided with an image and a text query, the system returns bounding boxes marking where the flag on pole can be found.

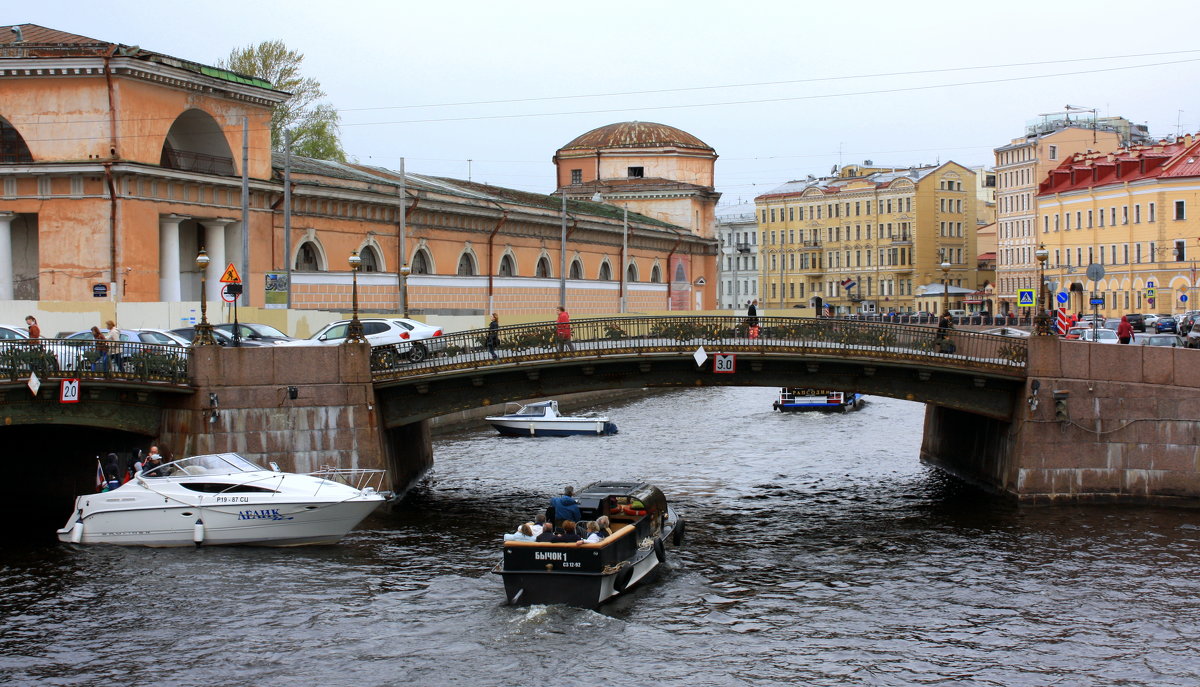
[96,458,105,492]
[840,277,857,290]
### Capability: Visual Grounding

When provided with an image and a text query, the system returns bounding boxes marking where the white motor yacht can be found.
[485,400,617,437]
[58,453,386,547]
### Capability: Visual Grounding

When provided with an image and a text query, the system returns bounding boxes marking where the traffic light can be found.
[1053,390,1070,422]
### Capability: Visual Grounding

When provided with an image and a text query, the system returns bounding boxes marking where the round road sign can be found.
[1056,291,1069,304]
[220,284,238,303]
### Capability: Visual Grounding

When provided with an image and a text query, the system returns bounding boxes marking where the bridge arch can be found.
[0,115,34,163]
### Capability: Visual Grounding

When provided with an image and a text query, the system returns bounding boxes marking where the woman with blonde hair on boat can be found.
[504,523,536,542]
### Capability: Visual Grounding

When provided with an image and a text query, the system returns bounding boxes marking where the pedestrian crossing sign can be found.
[1017,288,1036,308]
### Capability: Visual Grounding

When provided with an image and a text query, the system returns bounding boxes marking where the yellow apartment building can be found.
[993,114,1147,315]
[1036,134,1200,317]
[754,162,979,315]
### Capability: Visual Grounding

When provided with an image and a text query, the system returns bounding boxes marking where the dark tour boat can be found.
[493,481,683,608]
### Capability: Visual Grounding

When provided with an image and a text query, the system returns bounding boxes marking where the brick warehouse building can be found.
[0,24,716,325]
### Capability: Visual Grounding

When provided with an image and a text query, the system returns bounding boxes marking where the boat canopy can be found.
[507,401,556,417]
[576,481,667,521]
[143,453,267,478]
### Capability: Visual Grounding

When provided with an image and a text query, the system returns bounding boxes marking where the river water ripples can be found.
[2,387,1199,686]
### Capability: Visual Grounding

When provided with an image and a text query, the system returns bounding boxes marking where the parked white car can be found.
[0,325,29,340]
[279,318,445,362]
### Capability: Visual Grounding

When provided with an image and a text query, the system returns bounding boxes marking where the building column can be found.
[200,219,234,301]
[159,214,189,302]
[0,212,14,301]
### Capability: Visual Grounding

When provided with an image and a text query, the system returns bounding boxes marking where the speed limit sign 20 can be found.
[714,354,736,373]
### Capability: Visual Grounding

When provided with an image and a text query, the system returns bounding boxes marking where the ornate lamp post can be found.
[940,260,951,315]
[399,264,411,318]
[1035,244,1051,335]
[346,250,366,343]
[193,249,216,346]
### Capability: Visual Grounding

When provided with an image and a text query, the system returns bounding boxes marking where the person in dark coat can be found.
[747,299,759,328]
[553,520,581,543]
[485,313,500,359]
[550,486,582,523]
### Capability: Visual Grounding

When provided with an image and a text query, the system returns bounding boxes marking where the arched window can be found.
[651,264,663,283]
[626,263,638,283]
[674,263,686,282]
[569,260,583,279]
[159,109,236,176]
[536,256,552,278]
[0,117,33,164]
[411,249,431,274]
[359,245,382,272]
[598,261,612,281]
[295,242,322,271]
[498,254,516,277]
[457,253,476,276]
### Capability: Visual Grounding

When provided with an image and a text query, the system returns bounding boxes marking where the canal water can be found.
[3,387,1199,686]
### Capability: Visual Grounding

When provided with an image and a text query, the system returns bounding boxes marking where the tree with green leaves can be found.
[218,40,347,162]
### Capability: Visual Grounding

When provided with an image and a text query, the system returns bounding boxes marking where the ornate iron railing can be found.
[369,316,1029,382]
[0,339,191,385]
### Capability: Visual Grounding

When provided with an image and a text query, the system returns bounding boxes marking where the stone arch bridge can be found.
[3,316,1198,517]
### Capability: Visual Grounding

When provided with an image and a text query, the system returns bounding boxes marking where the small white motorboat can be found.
[57,452,386,547]
[485,400,618,437]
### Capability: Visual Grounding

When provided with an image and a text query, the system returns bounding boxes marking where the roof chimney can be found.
[11,26,24,42]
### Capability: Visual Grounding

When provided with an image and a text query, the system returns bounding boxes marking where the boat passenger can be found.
[576,521,602,545]
[554,520,581,543]
[535,525,558,543]
[595,515,613,539]
[529,514,548,537]
[103,474,120,492]
[550,486,582,523]
[504,524,536,542]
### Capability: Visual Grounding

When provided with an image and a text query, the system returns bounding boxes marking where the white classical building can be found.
[715,201,759,310]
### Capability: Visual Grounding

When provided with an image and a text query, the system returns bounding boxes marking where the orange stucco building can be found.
[0,24,718,322]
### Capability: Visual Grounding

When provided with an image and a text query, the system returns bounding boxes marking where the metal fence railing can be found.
[369,315,1029,382]
[0,338,191,385]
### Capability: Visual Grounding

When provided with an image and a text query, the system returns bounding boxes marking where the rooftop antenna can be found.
[1177,110,1185,139]
[11,26,23,42]
[467,159,472,182]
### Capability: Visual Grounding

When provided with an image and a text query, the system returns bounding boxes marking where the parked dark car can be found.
[1154,317,1178,333]
[170,327,271,347]
[214,323,297,344]
[1123,313,1146,332]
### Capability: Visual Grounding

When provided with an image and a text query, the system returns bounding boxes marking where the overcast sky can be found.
[18,1,1200,205]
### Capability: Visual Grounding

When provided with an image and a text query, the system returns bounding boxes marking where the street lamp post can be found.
[1035,244,1051,335]
[940,260,951,316]
[399,264,411,318]
[346,251,365,343]
[193,249,216,346]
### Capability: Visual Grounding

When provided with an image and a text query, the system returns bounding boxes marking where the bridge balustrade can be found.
[369,316,1028,382]
[0,338,191,385]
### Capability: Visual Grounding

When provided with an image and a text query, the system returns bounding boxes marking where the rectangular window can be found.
[788,207,795,222]
[1076,211,1081,229]
[1122,206,1129,224]
[1049,144,1058,159]
[1043,216,1049,233]
[1149,202,1156,222]
[570,169,582,184]
[1087,210,1093,228]
[1134,205,1141,223]
[1111,207,1117,225]
[627,166,644,178]
[1136,244,1142,263]
[770,208,776,223]
[1175,200,1186,220]
[761,210,767,223]
[1176,239,1187,261]
[799,207,805,221]
[770,231,776,244]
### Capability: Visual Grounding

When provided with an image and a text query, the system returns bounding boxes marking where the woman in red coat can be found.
[1117,316,1134,344]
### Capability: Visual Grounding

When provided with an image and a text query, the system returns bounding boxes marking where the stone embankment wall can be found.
[925,335,1200,504]
[160,344,391,481]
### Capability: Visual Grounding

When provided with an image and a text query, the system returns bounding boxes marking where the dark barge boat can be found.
[772,387,864,412]
[492,480,683,608]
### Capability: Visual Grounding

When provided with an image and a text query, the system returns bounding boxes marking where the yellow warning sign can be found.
[219,263,241,283]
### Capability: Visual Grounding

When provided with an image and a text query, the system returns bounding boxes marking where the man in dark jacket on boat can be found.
[550,486,582,524]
